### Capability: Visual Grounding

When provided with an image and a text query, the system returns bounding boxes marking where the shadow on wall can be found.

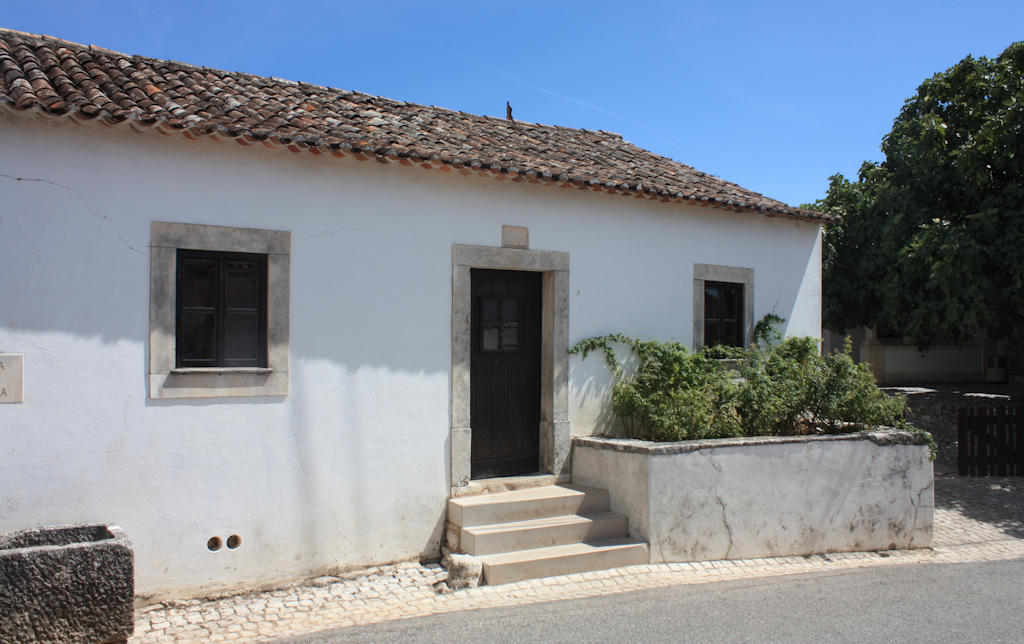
[569,340,641,437]
[1,179,454,379]
[0,179,150,344]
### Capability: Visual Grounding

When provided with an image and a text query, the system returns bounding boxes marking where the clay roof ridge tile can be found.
[0,27,827,221]
[86,43,125,57]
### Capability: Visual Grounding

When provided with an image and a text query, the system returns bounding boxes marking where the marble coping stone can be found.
[572,428,930,455]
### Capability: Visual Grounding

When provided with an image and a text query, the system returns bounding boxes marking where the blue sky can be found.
[5,1,1022,206]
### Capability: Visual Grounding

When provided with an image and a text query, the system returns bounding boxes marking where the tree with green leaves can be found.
[810,42,1024,362]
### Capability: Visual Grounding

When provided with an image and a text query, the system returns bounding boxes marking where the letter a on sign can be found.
[0,355,23,403]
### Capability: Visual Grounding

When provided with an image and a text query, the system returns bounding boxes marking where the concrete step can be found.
[479,538,650,586]
[461,512,629,556]
[452,473,570,498]
[448,484,609,528]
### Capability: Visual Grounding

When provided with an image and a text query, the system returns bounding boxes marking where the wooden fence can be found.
[957,407,1022,476]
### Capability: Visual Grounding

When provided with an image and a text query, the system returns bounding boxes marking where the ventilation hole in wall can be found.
[226,535,242,549]
[207,536,222,551]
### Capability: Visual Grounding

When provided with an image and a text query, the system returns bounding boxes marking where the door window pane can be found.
[500,298,517,323]
[482,327,500,352]
[500,326,519,350]
[482,298,499,324]
[480,296,523,352]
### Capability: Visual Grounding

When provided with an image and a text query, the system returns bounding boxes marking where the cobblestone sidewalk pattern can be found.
[132,474,1024,642]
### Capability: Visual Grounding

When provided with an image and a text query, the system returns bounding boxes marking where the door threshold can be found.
[453,472,572,498]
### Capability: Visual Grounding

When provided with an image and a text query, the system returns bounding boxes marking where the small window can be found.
[176,250,267,368]
[704,281,744,348]
[479,296,521,352]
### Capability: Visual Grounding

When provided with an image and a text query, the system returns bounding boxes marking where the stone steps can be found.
[478,538,650,586]
[447,484,648,585]
[448,484,609,527]
[461,511,628,555]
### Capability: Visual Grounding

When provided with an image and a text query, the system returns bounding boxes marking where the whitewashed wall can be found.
[0,111,821,600]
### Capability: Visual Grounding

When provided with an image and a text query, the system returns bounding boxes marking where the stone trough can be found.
[0,524,134,643]
[572,429,934,563]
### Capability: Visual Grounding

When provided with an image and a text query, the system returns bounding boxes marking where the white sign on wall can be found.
[0,355,24,403]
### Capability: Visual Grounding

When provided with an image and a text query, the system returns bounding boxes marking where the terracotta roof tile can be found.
[0,28,829,221]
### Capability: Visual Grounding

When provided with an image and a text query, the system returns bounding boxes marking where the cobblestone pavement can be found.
[132,474,1024,643]
[933,474,1023,546]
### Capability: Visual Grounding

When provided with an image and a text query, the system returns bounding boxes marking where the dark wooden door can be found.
[471,269,542,479]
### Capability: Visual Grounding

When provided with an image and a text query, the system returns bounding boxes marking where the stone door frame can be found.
[450,244,570,493]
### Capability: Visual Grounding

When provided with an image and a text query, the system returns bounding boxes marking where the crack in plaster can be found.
[908,478,934,547]
[713,493,734,560]
[702,451,734,559]
[0,173,148,256]
[289,427,309,475]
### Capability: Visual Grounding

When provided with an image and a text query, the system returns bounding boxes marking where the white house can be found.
[0,29,826,601]
[822,327,994,384]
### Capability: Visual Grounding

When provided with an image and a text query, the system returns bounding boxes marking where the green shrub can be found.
[569,322,931,454]
[732,336,906,436]
[570,335,740,441]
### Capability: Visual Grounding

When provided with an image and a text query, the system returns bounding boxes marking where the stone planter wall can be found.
[0,525,134,643]
[571,430,933,563]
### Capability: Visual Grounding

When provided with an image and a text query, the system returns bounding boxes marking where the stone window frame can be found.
[149,222,290,399]
[450,244,569,492]
[692,263,754,350]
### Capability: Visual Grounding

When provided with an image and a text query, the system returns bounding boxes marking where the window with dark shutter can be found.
[176,250,267,368]
[704,281,744,348]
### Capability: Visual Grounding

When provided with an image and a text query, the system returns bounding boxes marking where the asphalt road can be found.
[280,559,1024,643]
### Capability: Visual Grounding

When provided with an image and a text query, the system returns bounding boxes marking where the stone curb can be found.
[131,540,1024,643]
[131,476,1023,642]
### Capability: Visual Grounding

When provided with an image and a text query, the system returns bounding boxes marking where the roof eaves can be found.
[0,28,836,223]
